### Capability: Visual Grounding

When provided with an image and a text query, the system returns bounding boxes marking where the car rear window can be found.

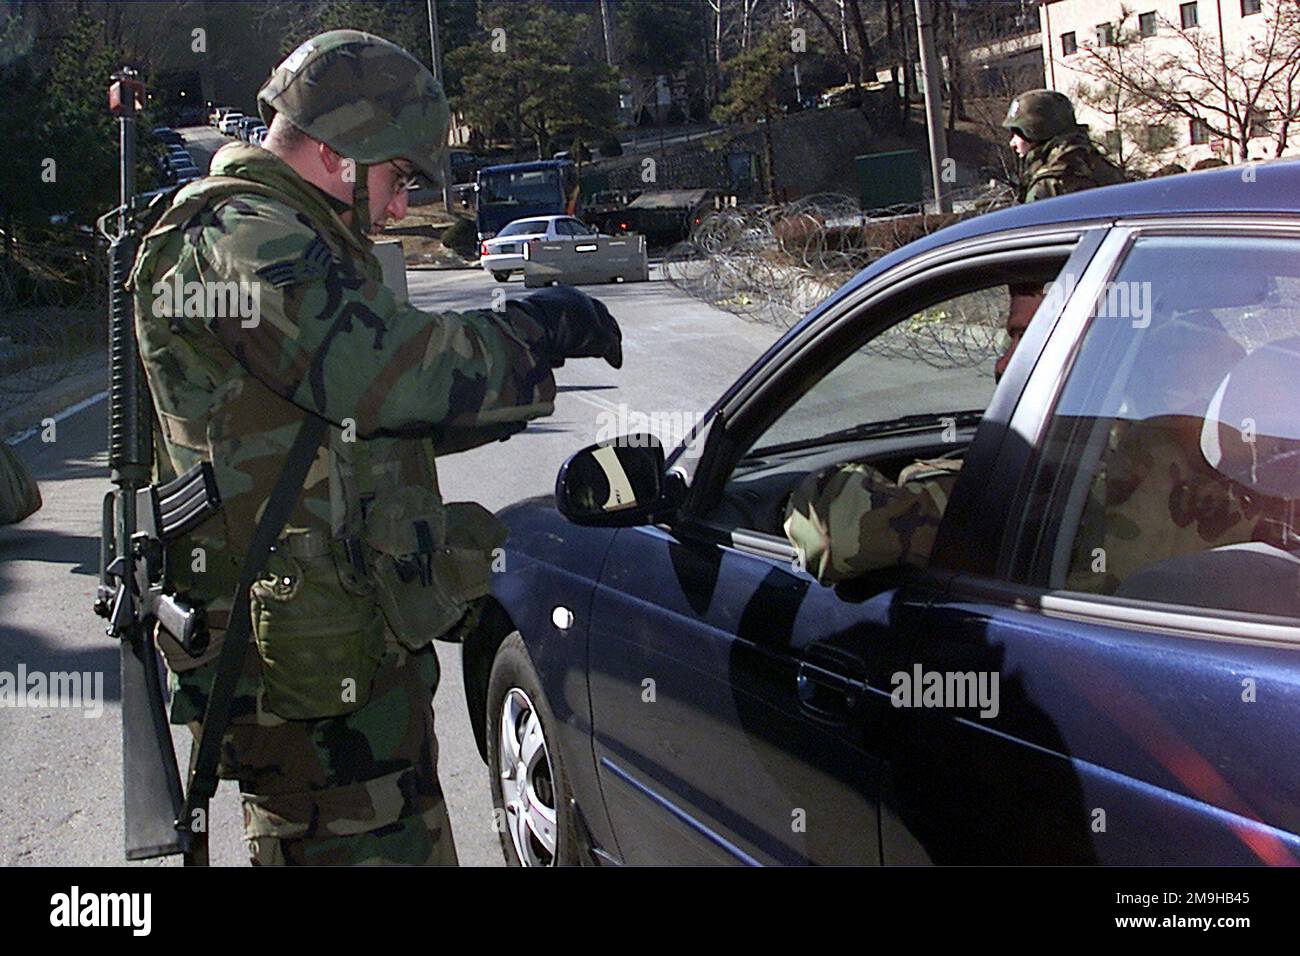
[498,219,549,237]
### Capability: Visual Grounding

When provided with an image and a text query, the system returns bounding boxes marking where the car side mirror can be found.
[555,434,683,526]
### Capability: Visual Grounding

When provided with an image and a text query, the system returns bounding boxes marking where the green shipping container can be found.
[855,149,923,211]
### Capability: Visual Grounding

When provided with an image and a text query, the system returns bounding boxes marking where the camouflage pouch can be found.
[250,548,384,720]
[365,488,507,650]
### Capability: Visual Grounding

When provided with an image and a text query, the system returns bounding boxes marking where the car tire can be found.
[486,632,580,866]
[492,271,511,283]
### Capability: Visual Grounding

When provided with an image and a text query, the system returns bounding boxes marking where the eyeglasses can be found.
[388,161,423,195]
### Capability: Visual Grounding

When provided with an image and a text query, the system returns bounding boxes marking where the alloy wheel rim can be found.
[498,687,558,865]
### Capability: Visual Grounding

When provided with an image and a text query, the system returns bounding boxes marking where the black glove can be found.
[511,285,623,369]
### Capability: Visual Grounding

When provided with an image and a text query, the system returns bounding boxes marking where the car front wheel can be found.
[492,271,511,282]
[486,632,579,866]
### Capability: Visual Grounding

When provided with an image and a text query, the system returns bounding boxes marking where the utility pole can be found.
[600,0,615,67]
[788,0,803,107]
[914,0,951,212]
[427,0,454,212]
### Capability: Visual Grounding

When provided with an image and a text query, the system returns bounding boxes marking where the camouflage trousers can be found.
[172,632,458,866]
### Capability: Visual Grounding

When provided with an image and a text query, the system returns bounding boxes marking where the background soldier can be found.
[1002,88,1127,203]
[129,30,621,864]
[998,89,1128,379]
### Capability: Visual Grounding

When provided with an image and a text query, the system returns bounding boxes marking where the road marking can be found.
[564,390,623,413]
[5,390,109,445]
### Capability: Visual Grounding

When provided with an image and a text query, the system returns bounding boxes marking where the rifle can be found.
[94,68,328,865]
[93,67,219,861]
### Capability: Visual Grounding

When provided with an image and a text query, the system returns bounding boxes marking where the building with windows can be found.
[1038,0,1295,170]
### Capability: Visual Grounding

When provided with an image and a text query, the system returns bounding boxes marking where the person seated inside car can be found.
[782,309,1266,588]
[1108,335,1300,615]
[782,301,1029,584]
[1062,311,1261,593]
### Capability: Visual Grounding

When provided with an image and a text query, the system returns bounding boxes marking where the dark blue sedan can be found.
[461,161,1300,866]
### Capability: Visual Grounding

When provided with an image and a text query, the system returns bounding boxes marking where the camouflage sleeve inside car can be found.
[191,193,557,437]
[783,461,960,584]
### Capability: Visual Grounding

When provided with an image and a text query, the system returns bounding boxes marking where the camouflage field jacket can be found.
[1020,129,1126,203]
[129,143,555,639]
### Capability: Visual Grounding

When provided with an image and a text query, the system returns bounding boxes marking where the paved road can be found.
[0,267,782,866]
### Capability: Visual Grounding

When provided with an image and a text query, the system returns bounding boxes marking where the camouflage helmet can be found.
[258,30,449,231]
[1002,89,1079,142]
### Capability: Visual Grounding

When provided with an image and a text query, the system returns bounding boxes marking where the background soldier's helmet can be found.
[1002,89,1079,143]
[257,30,449,230]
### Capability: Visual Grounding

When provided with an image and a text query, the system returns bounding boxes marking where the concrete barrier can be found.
[372,238,409,304]
[523,235,649,288]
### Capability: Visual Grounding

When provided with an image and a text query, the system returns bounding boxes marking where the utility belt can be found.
[251,497,505,722]
[151,464,505,722]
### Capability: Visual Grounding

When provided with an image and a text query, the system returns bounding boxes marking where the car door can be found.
[902,221,1300,864]
[586,224,1099,864]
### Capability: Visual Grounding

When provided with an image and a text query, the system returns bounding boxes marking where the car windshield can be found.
[498,219,549,237]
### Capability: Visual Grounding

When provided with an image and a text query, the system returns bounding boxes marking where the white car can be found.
[218,112,245,136]
[479,215,602,282]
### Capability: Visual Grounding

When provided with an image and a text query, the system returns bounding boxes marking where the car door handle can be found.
[795,645,866,722]
[796,662,859,721]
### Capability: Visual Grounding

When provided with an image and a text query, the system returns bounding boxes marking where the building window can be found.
[1062,31,1077,55]
[1180,2,1199,28]
[1139,11,1157,36]
[1190,117,1211,144]
[1102,129,1122,155]
[1145,123,1175,150]
[1096,22,1115,46]
[1242,0,1262,14]
[1247,109,1273,138]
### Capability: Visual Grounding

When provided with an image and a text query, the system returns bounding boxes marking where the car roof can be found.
[808,158,1300,327]
[480,159,572,174]
[505,215,569,227]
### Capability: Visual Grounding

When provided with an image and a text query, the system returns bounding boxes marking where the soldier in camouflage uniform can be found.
[1063,315,1265,593]
[997,89,1127,378]
[1002,89,1126,203]
[129,30,621,864]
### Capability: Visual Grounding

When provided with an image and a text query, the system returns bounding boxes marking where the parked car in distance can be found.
[167,163,201,183]
[460,160,1300,866]
[151,126,183,146]
[237,116,260,141]
[218,112,245,136]
[248,125,269,147]
[478,215,603,282]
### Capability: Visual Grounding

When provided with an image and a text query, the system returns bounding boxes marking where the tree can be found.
[715,27,795,203]
[446,1,617,160]
[0,7,160,240]
[1067,12,1170,174]
[1072,0,1300,162]
[617,0,702,136]
[273,0,432,64]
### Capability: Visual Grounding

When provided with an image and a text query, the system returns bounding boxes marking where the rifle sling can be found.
[180,412,328,861]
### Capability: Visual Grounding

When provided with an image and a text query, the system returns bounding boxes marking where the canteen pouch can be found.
[250,549,384,720]
[365,487,508,650]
